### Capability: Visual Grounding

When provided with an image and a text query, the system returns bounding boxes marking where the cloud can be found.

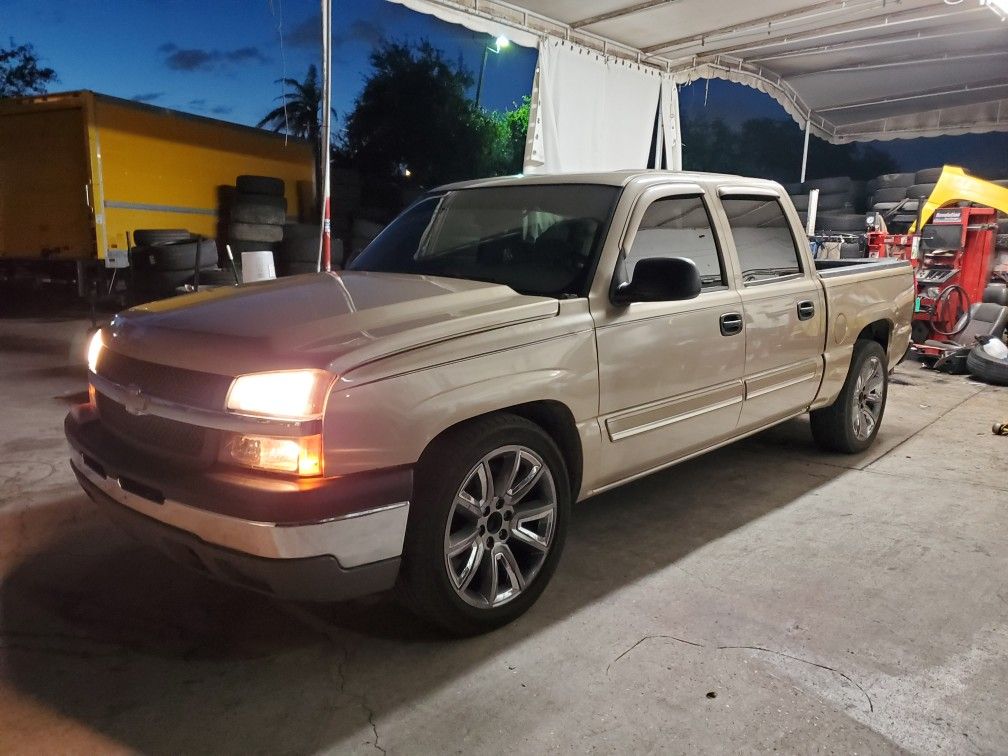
[287,15,383,49]
[159,43,270,72]
[210,106,233,115]
[131,92,164,103]
[188,98,206,107]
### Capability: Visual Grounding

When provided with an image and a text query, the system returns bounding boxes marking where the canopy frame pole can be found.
[800,113,811,183]
[318,0,333,272]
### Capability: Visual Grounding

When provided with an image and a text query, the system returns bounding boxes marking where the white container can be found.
[241,250,276,284]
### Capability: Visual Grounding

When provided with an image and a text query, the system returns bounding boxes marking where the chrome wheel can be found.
[852,354,884,441]
[444,445,558,609]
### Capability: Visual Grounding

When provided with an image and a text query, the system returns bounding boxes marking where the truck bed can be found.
[815,258,911,278]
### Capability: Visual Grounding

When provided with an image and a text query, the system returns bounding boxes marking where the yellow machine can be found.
[911,166,1008,232]
[0,91,314,263]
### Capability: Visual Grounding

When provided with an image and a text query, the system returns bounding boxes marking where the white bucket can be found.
[241,250,276,284]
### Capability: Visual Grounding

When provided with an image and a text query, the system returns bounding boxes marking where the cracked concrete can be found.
[1,314,1007,754]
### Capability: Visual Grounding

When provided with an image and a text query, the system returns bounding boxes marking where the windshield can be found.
[347,184,620,298]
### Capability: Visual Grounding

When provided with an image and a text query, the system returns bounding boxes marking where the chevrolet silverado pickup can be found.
[67,171,914,633]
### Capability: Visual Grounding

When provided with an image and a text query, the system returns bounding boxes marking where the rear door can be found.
[592,184,746,484]
[716,189,825,432]
[0,105,93,259]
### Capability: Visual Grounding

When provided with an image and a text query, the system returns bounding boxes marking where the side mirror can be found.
[612,256,702,305]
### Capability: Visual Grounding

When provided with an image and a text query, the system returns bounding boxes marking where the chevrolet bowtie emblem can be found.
[123,385,149,416]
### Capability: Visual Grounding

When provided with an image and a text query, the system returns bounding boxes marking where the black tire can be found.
[282,261,320,276]
[915,167,944,184]
[235,175,284,196]
[905,183,936,200]
[278,237,321,265]
[966,344,1008,386]
[810,340,888,453]
[873,187,908,203]
[399,413,570,635]
[133,229,191,246]
[194,268,239,286]
[816,192,852,211]
[231,194,287,225]
[790,193,809,210]
[872,201,900,212]
[983,283,1008,305]
[229,222,283,243]
[130,239,217,272]
[816,212,867,233]
[804,176,852,193]
[874,172,916,189]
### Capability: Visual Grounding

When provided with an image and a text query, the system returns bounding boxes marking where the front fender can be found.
[321,330,599,476]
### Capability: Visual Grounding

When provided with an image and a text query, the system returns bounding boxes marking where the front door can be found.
[593,186,746,485]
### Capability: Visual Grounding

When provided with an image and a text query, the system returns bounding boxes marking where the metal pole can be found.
[800,113,811,183]
[476,46,490,107]
[319,0,333,272]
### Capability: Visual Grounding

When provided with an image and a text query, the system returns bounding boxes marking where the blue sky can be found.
[3,0,538,128]
[5,0,1005,174]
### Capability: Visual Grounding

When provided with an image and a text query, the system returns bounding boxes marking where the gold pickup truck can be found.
[67,171,914,633]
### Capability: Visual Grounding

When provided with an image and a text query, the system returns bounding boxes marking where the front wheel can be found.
[810,340,889,453]
[399,414,570,635]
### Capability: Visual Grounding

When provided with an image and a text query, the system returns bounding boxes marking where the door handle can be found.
[797,300,816,321]
[719,312,743,336]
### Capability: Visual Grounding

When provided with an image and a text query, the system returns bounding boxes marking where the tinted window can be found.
[721,196,802,283]
[348,185,619,298]
[627,195,724,288]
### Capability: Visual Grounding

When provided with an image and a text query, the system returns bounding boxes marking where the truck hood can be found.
[106,271,559,375]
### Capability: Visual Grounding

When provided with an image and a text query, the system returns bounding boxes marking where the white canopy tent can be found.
[383,0,1008,175]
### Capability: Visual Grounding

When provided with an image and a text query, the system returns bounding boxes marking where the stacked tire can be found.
[787,176,867,234]
[129,230,222,303]
[276,223,323,276]
[227,175,287,262]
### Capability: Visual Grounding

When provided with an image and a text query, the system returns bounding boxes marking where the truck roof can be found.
[437,170,786,192]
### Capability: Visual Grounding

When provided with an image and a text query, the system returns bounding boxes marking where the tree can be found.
[258,64,322,143]
[488,96,530,176]
[343,41,498,188]
[0,41,58,98]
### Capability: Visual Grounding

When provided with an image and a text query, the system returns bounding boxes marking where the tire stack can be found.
[275,223,323,276]
[787,176,867,234]
[227,175,287,263]
[129,229,225,303]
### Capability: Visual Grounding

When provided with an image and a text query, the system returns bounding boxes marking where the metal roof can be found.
[392,0,1008,143]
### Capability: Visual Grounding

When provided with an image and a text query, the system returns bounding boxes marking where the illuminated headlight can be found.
[87,330,103,373]
[226,370,331,420]
[222,433,323,476]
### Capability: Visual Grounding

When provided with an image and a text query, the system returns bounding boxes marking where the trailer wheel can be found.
[810,340,888,454]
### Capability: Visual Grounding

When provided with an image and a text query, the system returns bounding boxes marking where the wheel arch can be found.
[856,318,892,352]
[419,400,584,502]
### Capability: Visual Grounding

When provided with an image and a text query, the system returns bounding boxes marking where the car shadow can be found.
[1,425,854,753]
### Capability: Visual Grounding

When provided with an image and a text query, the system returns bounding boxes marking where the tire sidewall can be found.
[403,416,571,633]
[839,341,889,452]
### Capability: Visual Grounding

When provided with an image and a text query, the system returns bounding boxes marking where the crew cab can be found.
[67,171,914,633]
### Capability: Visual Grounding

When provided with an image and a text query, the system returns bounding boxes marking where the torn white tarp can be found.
[524,38,664,174]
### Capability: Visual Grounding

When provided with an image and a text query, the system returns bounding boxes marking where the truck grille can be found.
[95,350,233,411]
[96,393,211,460]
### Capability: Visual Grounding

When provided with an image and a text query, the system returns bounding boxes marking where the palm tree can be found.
[258,65,322,143]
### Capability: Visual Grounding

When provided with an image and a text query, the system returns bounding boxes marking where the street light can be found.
[475,34,510,108]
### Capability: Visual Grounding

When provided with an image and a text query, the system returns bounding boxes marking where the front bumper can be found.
[66,409,411,602]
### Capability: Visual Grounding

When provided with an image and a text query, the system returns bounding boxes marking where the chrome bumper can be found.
[71,449,409,568]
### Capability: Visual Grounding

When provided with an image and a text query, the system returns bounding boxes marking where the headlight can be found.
[225,369,331,420]
[87,330,103,373]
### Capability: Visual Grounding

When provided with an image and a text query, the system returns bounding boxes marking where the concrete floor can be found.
[1,312,1007,754]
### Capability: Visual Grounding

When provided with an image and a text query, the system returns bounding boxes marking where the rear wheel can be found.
[399,414,570,635]
[810,340,888,453]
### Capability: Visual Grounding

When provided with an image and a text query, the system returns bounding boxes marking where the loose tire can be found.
[810,340,888,453]
[231,194,287,225]
[133,229,191,246]
[905,183,936,200]
[229,222,284,243]
[399,413,570,635]
[873,187,908,203]
[966,344,1008,386]
[915,167,944,184]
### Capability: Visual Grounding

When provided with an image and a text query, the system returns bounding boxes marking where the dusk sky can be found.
[5,0,1006,176]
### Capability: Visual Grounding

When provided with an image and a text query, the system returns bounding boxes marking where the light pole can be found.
[475,35,510,108]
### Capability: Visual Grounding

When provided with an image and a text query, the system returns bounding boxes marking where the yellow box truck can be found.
[0,90,315,273]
